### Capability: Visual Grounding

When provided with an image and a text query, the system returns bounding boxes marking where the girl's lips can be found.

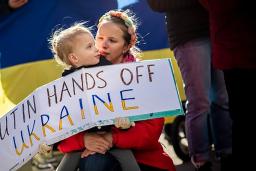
[99,50,108,56]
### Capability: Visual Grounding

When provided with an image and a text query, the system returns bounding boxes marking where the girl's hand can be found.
[38,143,53,154]
[114,117,135,129]
[81,149,96,158]
[83,132,112,154]
[103,132,113,145]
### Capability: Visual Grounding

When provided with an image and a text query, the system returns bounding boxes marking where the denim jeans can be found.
[173,38,232,162]
[79,152,122,171]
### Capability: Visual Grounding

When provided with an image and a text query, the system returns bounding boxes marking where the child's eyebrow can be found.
[108,36,118,40]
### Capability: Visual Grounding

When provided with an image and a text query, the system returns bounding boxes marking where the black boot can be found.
[221,154,233,171]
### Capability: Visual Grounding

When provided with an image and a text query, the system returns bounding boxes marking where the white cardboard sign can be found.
[0,59,183,170]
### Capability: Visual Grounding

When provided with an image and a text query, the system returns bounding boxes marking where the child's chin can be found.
[94,60,100,65]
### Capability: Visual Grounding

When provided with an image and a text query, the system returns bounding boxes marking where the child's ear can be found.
[68,53,78,66]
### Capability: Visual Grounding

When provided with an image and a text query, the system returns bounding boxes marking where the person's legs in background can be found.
[210,69,232,171]
[174,38,212,171]
[223,69,256,170]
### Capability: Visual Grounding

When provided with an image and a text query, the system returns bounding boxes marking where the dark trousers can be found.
[56,149,140,171]
[79,152,122,171]
[223,68,256,170]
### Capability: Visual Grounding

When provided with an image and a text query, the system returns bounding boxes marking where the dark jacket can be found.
[62,56,112,76]
[147,0,209,49]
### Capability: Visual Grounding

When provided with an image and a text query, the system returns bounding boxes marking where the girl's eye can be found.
[97,37,103,40]
[110,39,116,43]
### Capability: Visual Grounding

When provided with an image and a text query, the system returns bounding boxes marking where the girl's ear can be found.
[123,44,130,54]
[68,53,78,66]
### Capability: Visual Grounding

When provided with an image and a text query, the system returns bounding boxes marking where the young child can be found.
[39,22,134,171]
[51,22,103,71]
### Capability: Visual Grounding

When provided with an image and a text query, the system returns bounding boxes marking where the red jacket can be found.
[58,118,176,171]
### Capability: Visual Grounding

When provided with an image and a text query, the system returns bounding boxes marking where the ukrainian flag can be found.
[0,0,185,116]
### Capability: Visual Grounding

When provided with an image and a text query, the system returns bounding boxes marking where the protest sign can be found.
[0,59,183,170]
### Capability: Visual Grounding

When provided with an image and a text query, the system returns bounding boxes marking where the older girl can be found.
[58,10,176,171]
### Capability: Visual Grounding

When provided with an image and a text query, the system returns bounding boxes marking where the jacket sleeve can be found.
[147,0,199,12]
[58,132,85,153]
[112,118,164,150]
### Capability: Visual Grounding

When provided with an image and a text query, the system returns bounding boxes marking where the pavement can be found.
[18,133,221,171]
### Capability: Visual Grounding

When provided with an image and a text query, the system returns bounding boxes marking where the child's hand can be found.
[38,143,53,154]
[114,117,135,129]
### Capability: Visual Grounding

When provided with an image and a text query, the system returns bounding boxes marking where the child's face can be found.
[96,21,129,64]
[70,33,100,67]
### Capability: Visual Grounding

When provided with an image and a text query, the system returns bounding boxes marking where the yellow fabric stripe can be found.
[0,59,63,116]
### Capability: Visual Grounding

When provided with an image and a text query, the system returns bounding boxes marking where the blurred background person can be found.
[199,0,255,170]
[147,0,232,171]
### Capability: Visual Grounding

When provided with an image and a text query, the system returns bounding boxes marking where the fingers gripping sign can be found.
[114,117,135,129]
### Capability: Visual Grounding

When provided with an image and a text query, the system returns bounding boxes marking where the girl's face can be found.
[96,21,129,64]
[69,33,100,67]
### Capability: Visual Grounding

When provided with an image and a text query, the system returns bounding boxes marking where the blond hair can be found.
[49,22,92,69]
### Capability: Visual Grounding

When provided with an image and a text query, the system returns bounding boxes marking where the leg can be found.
[56,152,81,171]
[174,38,212,163]
[109,149,140,171]
[79,152,122,171]
[223,69,256,171]
[210,68,232,155]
